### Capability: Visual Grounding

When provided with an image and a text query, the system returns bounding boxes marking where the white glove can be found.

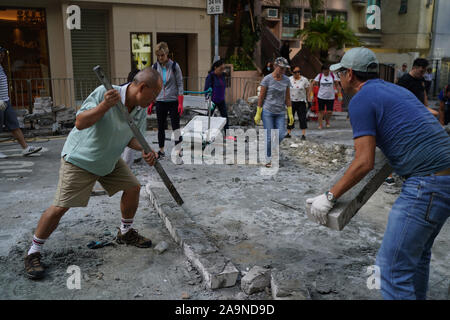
[306,194,334,225]
[0,100,7,111]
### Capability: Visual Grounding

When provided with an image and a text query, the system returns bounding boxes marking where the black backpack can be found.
[152,61,178,76]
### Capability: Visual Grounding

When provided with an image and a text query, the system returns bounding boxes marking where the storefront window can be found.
[0,8,50,108]
[130,33,152,70]
[0,8,49,79]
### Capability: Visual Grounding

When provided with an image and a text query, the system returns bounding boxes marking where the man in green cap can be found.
[306,47,450,299]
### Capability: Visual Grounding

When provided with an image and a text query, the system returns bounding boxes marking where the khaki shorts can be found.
[53,158,140,208]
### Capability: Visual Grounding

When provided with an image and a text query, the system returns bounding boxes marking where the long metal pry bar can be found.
[93,65,184,206]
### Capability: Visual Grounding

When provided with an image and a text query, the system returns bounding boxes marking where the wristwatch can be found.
[325,191,337,203]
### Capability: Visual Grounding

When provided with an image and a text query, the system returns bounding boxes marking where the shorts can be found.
[53,157,141,208]
[0,100,20,133]
[317,98,334,112]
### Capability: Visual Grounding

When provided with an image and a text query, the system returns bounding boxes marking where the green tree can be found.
[296,16,360,62]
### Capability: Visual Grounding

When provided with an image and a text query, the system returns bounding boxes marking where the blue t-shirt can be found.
[349,79,450,177]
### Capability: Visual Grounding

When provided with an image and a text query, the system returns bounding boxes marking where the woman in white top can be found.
[287,66,310,140]
[311,64,341,129]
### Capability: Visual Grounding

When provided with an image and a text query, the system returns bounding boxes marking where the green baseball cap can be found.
[330,47,379,73]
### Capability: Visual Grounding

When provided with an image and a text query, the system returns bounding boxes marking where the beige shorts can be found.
[53,158,140,208]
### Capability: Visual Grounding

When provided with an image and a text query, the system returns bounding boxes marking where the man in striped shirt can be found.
[0,46,42,158]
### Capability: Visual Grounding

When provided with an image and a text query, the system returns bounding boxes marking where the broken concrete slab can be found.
[270,268,311,300]
[154,241,169,254]
[145,183,239,289]
[181,115,227,145]
[241,266,271,295]
[306,148,392,231]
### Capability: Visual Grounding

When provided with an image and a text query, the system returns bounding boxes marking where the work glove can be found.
[177,95,184,116]
[254,106,263,125]
[147,102,154,115]
[0,100,7,112]
[287,106,294,126]
[306,194,334,225]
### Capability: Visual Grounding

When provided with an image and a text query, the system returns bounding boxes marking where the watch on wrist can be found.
[325,191,337,203]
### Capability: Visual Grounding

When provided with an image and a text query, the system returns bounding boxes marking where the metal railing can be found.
[9,76,263,112]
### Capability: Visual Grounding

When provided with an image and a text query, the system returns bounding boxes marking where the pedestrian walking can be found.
[395,63,408,84]
[286,66,310,140]
[147,42,184,161]
[397,58,438,116]
[254,57,294,168]
[204,59,234,140]
[311,65,341,129]
[307,47,450,300]
[424,67,433,96]
[0,46,42,159]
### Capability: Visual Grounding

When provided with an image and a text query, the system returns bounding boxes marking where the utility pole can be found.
[207,0,223,63]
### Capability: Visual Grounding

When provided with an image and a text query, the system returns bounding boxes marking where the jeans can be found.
[262,109,286,159]
[376,174,450,300]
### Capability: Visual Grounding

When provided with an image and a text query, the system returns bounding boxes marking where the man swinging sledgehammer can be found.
[24,68,162,280]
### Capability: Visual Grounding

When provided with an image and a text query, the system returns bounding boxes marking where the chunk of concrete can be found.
[306,148,392,231]
[241,266,271,295]
[154,241,169,254]
[145,184,239,289]
[270,268,311,300]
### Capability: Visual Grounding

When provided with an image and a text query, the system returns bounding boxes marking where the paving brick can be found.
[306,149,392,230]
[270,268,311,300]
[241,266,271,295]
[145,183,239,289]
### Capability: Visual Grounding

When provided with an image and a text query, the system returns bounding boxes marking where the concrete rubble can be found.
[240,266,271,295]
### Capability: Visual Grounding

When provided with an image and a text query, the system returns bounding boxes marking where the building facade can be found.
[0,0,212,109]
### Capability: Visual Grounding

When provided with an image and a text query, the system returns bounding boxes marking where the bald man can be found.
[24,68,162,280]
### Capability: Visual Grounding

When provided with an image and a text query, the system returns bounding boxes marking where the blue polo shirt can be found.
[349,79,450,177]
[61,84,147,176]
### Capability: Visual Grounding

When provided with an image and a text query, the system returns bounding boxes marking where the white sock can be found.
[27,235,46,255]
[120,218,134,234]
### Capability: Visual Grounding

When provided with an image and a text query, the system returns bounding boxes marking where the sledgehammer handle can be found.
[93,65,184,206]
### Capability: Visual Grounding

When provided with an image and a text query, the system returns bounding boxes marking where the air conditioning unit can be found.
[263,8,279,19]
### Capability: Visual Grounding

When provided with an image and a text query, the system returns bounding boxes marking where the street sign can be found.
[207,0,223,15]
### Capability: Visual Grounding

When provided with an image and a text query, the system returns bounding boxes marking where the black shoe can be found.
[301,135,306,141]
[157,151,165,159]
[285,133,291,138]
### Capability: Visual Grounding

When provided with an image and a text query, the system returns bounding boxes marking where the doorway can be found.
[156,33,188,77]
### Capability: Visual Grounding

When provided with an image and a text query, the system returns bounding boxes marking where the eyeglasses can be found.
[336,69,348,78]
[293,71,300,74]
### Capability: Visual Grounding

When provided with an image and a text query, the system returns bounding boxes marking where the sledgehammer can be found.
[93,65,186,209]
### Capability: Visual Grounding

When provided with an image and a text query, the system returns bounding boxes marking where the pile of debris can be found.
[23,97,76,133]
[228,98,257,127]
[281,137,353,173]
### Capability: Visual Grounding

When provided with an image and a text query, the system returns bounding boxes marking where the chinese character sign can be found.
[366,0,381,30]
[207,0,223,15]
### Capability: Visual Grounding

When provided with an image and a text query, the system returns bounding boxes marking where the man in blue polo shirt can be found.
[24,68,162,280]
[307,47,450,300]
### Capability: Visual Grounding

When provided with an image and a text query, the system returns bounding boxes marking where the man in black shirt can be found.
[397,58,438,116]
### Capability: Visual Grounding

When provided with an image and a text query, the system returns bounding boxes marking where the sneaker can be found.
[157,151,165,159]
[384,177,395,186]
[22,145,42,156]
[285,133,291,138]
[116,228,152,248]
[0,151,7,159]
[326,123,331,128]
[265,161,272,168]
[318,126,323,130]
[301,135,306,141]
[24,252,45,280]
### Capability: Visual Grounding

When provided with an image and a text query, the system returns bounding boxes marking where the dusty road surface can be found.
[1,119,448,300]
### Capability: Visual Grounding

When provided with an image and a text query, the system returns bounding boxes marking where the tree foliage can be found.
[296,17,361,57]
